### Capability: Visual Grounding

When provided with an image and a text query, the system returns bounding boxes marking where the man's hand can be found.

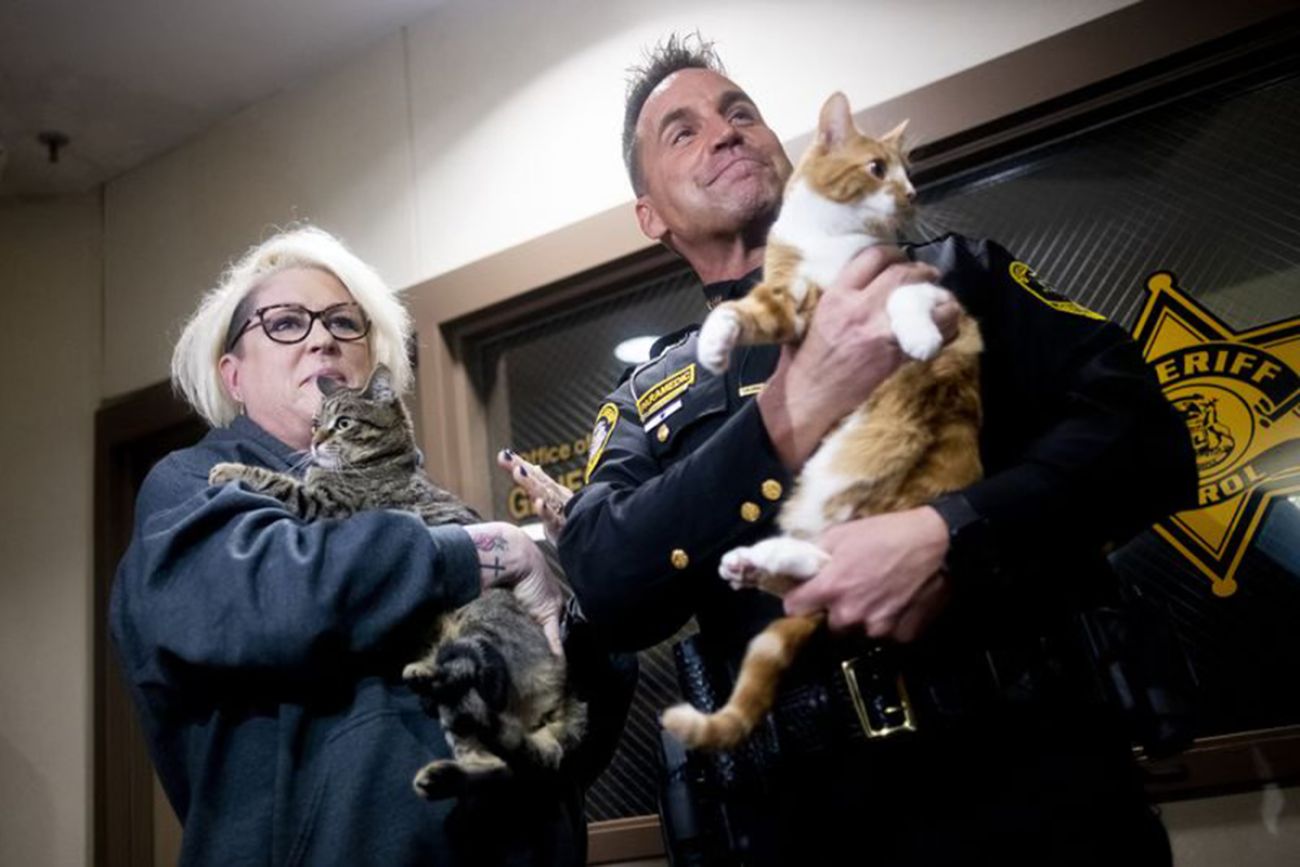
[464,521,565,655]
[782,507,952,642]
[757,247,958,470]
[496,449,573,544]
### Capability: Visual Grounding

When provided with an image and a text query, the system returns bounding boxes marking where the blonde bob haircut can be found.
[172,226,413,428]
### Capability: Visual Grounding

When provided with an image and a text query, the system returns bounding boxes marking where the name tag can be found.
[643,399,683,431]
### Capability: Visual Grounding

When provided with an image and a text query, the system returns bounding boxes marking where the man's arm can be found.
[931,237,1197,558]
[559,389,791,651]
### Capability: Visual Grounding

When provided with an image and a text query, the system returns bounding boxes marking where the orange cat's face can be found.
[796,92,915,236]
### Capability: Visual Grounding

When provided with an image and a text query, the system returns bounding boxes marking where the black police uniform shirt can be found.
[558,234,1197,658]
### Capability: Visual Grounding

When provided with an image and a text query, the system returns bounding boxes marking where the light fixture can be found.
[37,130,69,163]
[614,336,657,365]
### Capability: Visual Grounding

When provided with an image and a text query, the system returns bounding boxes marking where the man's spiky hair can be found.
[622,33,725,196]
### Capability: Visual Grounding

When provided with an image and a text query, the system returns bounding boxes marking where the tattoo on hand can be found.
[472,531,509,553]
[481,557,507,577]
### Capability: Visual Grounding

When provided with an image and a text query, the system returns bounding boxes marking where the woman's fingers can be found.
[498,449,573,542]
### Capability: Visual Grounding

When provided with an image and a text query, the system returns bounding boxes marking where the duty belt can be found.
[770,631,1106,757]
[672,623,1109,787]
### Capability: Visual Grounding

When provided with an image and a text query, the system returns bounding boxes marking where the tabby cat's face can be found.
[310,367,412,469]
[799,92,914,237]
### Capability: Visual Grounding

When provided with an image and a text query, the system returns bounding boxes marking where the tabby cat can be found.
[208,364,586,798]
[661,92,984,750]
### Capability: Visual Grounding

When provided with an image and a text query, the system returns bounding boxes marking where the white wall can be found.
[103,30,419,398]
[102,0,1136,399]
[0,194,102,867]
[405,0,1137,278]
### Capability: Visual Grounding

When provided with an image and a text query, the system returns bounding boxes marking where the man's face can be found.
[634,69,792,247]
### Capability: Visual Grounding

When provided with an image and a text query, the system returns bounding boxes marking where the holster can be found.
[671,633,782,792]
[658,634,779,866]
[657,727,741,866]
[1077,602,1198,759]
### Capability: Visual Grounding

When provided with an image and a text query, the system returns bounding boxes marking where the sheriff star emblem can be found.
[1134,271,1300,597]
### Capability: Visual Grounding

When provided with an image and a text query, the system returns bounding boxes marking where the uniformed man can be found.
[507,34,1197,866]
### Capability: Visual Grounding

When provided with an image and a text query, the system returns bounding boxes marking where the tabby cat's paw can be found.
[527,730,565,770]
[412,760,466,801]
[697,307,740,374]
[208,462,246,487]
[402,660,437,686]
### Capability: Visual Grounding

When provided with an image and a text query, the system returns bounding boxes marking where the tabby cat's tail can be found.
[661,613,824,750]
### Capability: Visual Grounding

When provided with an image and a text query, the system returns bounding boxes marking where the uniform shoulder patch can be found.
[584,402,620,483]
[1008,260,1106,321]
[634,363,696,421]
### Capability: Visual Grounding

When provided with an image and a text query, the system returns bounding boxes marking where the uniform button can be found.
[761,479,783,501]
[670,549,690,570]
[656,424,670,442]
[740,502,761,522]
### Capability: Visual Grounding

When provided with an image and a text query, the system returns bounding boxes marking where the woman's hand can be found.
[464,521,565,655]
[496,449,573,544]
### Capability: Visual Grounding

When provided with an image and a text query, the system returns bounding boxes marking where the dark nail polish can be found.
[520,467,528,477]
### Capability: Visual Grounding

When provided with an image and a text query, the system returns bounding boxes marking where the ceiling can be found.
[0,0,451,199]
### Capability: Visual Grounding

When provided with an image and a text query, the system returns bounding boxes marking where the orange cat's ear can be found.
[880,119,910,145]
[817,92,855,150]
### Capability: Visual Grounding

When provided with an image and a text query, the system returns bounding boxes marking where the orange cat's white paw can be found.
[720,537,829,594]
[719,546,760,589]
[697,307,740,374]
[887,282,949,361]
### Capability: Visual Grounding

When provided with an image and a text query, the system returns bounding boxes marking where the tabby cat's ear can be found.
[880,119,909,146]
[317,376,341,397]
[365,364,395,401]
[817,91,854,151]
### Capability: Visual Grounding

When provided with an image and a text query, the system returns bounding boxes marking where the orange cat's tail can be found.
[662,613,824,750]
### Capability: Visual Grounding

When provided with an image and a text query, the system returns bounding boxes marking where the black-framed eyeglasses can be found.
[225,302,371,351]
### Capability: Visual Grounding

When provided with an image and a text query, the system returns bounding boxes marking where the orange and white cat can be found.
[662,92,983,750]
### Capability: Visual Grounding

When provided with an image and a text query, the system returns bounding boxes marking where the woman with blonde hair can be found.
[110,226,586,865]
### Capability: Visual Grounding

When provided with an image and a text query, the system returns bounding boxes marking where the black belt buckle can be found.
[840,646,918,740]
